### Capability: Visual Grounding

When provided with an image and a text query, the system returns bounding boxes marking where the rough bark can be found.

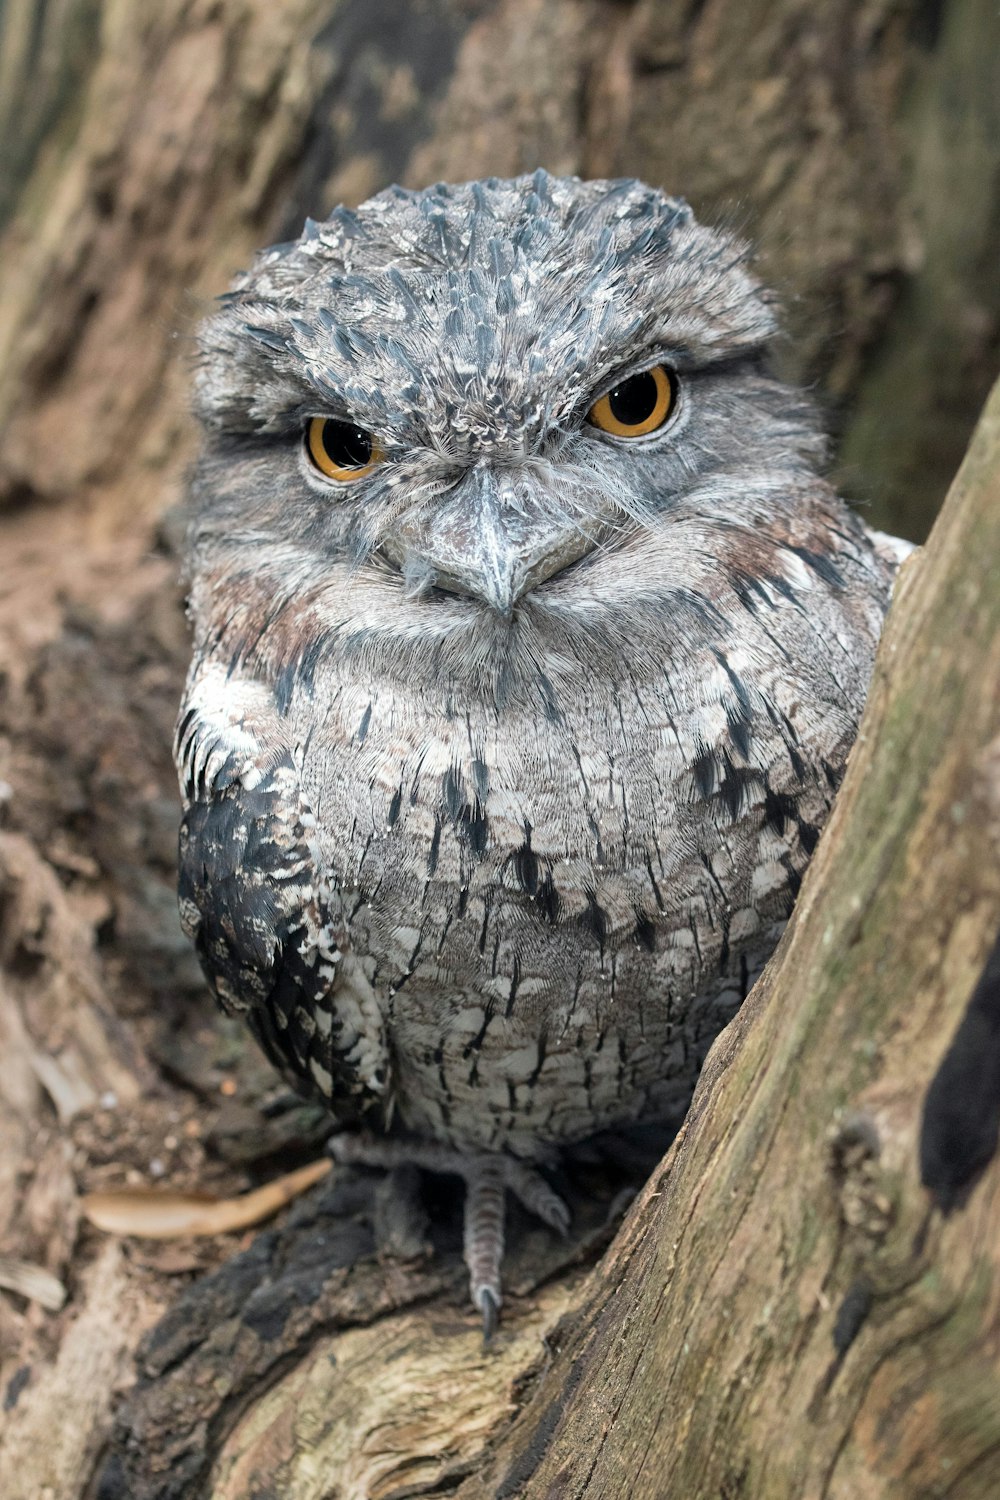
[0,3,998,1498]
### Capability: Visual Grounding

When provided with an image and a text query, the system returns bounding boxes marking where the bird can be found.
[175,170,906,1336]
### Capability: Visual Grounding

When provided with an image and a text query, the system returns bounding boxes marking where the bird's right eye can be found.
[306,417,383,482]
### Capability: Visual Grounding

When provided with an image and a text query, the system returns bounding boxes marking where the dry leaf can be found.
[81,1158,331,1238]
[0,1255,67,1310]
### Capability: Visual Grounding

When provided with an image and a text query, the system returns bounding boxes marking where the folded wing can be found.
[175,669,390,1126]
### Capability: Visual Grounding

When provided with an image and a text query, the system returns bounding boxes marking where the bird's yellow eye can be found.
[306,417,383,481]
[587,365,676,438]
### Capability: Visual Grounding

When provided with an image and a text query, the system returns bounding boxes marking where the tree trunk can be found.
[0,4,998,1498]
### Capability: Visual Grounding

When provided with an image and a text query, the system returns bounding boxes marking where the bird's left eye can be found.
[306,417,383,481]
[587,365,676,438]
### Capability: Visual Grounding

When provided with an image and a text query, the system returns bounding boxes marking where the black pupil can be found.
[322,420,373,469]
[607,370,660,427]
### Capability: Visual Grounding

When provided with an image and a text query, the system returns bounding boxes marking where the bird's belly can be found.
[302,687,820,1156]
[334,825,787,1156]
[380,937,770,1155]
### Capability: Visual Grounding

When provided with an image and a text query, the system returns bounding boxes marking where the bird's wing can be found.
[174,665,390,1126]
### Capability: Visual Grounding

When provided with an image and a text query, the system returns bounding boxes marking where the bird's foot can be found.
[327,1132,570,1339]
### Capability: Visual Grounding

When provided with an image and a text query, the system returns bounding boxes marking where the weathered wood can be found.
[93,1167,623,1500]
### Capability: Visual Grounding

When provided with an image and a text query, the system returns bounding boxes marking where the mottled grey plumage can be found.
[176,172,905,1327]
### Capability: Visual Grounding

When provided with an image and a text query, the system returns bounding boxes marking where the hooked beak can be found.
[379,467,616,615]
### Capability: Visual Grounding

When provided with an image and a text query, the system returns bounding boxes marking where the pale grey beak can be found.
[380,467,613,614]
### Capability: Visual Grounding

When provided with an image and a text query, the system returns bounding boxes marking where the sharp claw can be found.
[478,1285,501,1344]
[502,1160,571,1236]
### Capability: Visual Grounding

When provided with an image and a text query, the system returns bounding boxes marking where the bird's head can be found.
[190,172,836,694]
